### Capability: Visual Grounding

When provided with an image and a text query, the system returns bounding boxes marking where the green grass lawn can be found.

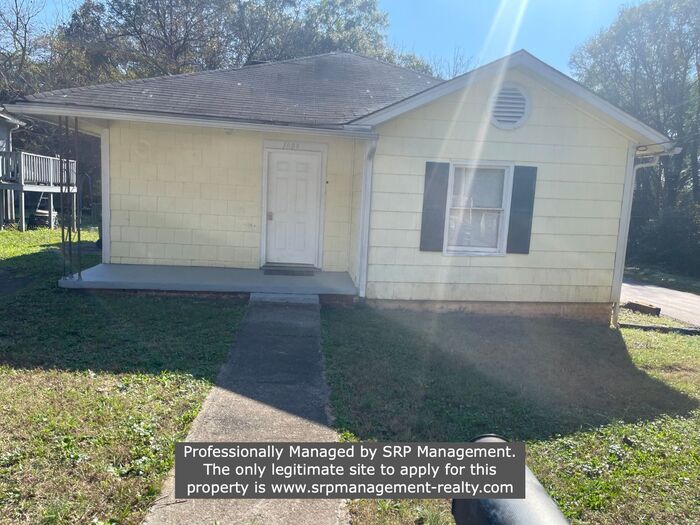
[0,228,245,524]
[321,306,700,525]
[625,266,700,296]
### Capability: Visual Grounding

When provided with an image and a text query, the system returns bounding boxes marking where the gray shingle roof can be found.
[22,53,441,127]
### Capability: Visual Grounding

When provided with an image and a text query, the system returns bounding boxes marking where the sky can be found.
[41,0,641,75]
[380,0,641,74]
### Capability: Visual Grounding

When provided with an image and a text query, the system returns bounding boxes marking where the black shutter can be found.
[506,166,537,254]
[420,161,450,251]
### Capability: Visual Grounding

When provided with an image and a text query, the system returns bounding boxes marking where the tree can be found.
[0,0,44,99]
[40,0,128,90]
[297,0,388,57]
[105,0,229,75]
[220,0,433,72]
[570,0,700,276]
[1,0,437,97]
[426,46,472,79]
[571,0,699,207]
[36,0,434,77]
[220,0,305,66]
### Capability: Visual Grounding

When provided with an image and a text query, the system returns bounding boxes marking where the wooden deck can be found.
[1,150,78,231]
[0,150,77,192]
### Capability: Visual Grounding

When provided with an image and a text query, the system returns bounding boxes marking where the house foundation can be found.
[366,299,612,325]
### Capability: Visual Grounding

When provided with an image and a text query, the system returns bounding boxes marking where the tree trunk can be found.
[691,139,699,202]
[661,157,678,209]
[693,59,700,202]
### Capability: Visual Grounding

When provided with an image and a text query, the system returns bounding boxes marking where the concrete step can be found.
[250,292,319,304]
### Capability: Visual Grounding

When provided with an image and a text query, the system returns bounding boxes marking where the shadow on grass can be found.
[0,248,245,382]
[321,305,698,442]
[5,243,696,441]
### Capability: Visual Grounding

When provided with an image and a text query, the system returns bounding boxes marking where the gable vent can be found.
[491,84,529,129]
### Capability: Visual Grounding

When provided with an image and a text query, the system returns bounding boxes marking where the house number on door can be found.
[283,142,300,150]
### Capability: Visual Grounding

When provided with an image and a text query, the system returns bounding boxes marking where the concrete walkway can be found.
[145,298,345,525]
[622,279,700,326]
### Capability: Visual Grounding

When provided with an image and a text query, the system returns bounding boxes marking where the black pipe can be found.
[451,435,569,525]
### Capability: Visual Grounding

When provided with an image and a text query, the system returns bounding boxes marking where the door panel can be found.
[266,150,321,265]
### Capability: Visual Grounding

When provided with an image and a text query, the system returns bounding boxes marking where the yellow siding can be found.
[108,121,360,275]
[369,69,632,302]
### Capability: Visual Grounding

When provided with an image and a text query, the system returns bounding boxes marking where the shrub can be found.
[628,204,700,277]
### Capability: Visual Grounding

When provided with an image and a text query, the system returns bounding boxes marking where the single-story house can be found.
[6,51,676,323]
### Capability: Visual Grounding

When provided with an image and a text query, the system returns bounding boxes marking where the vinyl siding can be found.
[368,69,632,302]
[108,121,361,275]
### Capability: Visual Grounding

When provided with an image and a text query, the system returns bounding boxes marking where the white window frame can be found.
[442,161,514,256]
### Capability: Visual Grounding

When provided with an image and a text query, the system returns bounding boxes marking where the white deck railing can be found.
[0,151,76,187]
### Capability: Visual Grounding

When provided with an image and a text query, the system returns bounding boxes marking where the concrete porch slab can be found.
[58,263,357,295]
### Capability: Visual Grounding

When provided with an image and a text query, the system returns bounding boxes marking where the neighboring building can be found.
[6,51,676,322]
[0,111,76,230]
[0,117,10,152]
[0,111,25,226]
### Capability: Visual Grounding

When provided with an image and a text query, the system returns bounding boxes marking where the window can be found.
[444,164,512,255]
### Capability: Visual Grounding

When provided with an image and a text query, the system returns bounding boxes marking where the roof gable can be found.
[353,50,670,147]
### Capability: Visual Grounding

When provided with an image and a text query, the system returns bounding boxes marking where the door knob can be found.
[267,211,273,221]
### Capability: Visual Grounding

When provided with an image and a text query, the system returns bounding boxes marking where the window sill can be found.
[443,250,506,257]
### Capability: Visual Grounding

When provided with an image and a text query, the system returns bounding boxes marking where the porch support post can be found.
[0,189,4,229]
[72,192,77,232]
[49,194,54,229]
[18,191,25,231]
[357,138,377,298]
[100,127,110,263]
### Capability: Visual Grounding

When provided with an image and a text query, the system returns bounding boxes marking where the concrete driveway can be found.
[622,279,700,326]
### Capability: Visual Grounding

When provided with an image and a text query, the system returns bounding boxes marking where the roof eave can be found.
[6,102,378,139]
[0,109,25,127]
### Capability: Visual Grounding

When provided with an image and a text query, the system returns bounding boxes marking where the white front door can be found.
[265,149,322,266]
